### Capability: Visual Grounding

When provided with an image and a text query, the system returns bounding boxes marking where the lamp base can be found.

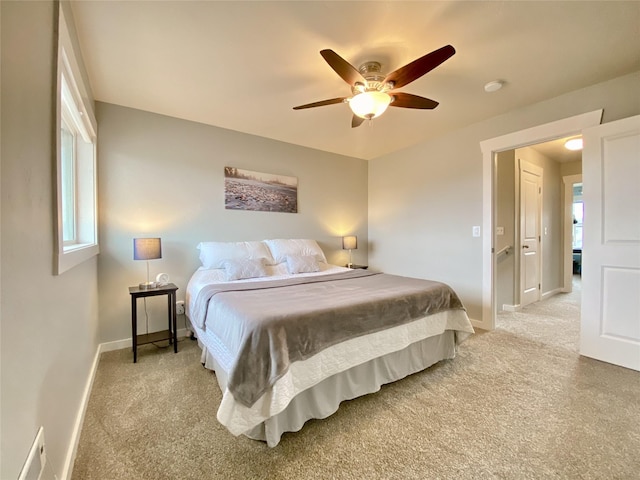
[139,281,157,290]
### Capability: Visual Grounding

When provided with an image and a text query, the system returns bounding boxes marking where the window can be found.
[572,183,583,250]
[55,6,99,274]
[572,201,583,249]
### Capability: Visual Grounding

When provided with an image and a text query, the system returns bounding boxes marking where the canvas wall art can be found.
[224,167,298,213]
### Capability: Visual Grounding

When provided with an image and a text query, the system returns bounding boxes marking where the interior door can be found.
[519,160,542,307]
[581,115,640,371]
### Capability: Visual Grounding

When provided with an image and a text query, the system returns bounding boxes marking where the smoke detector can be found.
[484,80,504,93]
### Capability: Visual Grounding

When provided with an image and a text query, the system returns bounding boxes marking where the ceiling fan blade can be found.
[293,97,347,110]
[320,49,367,87]
[384,45,455,89]
[352,115,365,128]
[390,92,439,109]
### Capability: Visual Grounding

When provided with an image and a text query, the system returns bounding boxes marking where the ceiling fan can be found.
[293,45,456,128]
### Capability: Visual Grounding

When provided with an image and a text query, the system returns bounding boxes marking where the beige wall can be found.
[561,159,583,177]
[369,71,640,321]
[496,150,516,309]
[96,102,368,342]
[1,2,100,478]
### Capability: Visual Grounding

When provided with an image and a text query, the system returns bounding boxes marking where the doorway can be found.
[477,109,603,331]
[495,142,582,313]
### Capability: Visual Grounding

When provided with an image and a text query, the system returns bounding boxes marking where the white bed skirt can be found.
[195,328,456,447]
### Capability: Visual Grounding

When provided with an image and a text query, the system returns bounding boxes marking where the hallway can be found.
[496,276,581,353]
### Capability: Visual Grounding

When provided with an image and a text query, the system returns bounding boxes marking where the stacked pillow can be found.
[222,258,269,281]
[263,239,327,269]
[198,241,274,269]
[284,254,320,274]
[197,239,327,280]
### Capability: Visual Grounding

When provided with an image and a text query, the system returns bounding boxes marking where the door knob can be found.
[522,245,529,249]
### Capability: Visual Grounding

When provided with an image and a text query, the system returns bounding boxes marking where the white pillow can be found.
[197,241,275,269]
[264,239,328,264]
[223,258,268,281]
[198,268,229,284]
[285,255,320,274]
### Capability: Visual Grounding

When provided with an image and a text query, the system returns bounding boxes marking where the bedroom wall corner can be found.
[96,102,368,344]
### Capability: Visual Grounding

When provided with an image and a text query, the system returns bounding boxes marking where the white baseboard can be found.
[541,288,563,300]
[61,326,189,478]
[500,288,563,313]
[469,317,489,331]
[60,343,101,480]
[502,304,521,312]
[100,327,189,353]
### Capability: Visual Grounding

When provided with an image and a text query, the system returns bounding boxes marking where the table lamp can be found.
[133,237,162,289]
[342,235,357,268]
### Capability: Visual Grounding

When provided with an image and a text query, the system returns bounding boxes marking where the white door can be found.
[519,160,542,307]
[581,115,640,371]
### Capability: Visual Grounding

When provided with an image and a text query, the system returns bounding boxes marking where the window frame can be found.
[60,107,78,245]
[55,6,99,274]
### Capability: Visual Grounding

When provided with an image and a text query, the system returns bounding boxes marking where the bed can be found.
[186,239,474,446]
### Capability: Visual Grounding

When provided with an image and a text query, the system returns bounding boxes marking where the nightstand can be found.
[129,283,178,363]
[347,264,368,269]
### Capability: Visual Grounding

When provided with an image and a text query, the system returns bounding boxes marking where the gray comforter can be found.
[194,269,467,407]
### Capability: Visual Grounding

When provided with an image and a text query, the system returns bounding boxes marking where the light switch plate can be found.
[496,227,505,235]
[472,226,481,237]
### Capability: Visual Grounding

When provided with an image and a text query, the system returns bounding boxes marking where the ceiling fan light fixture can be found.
[294,46,456,127]
[349,91,391,119]
[564,137,583,151]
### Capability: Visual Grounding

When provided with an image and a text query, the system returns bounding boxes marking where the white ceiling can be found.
[530,137,582,164]
[70,1,640,161]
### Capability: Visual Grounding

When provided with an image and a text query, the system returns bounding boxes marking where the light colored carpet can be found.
[495,276,582,353]
[72,278,640,479]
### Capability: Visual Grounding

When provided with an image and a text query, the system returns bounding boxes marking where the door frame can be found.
[477,110,602,331]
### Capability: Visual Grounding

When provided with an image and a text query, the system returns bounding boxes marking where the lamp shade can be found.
[133,238,162,260]
[349,92,391,119]
[342,235,357,250]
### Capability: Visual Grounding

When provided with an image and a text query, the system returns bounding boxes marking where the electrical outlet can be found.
[176,301,185,315]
